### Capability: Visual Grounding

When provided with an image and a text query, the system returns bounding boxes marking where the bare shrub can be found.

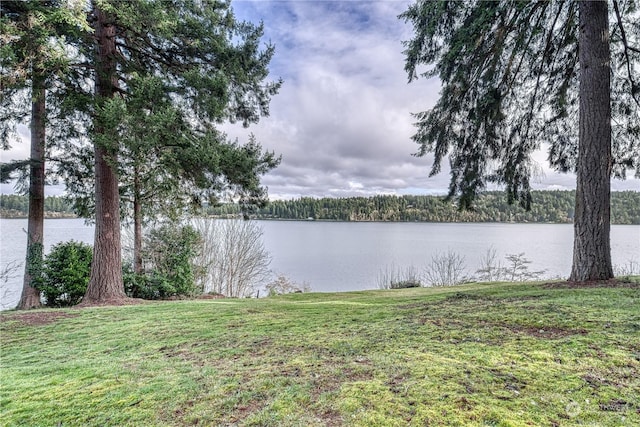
[265,275,310,296]
[0,261,22,309]
[475,246,504,282]
[503,253,546,282]
[377,264,422,289]
[193,219,271,298]
[613,259,640,277]
[424,250,469,287]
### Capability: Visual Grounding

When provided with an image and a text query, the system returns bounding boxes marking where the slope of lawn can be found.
[1,279,639,426]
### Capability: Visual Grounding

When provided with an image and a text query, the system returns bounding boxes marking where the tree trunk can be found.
[133,165,143,274]
[570,0,613,282]
[17,80,45,309]
[83,4,126,303]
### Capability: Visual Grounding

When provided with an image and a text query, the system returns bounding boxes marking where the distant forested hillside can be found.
[1,191,638,224]
[0,195,75,218]
[207,191,640,224]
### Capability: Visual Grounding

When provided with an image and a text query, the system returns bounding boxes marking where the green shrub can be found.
[40,240,92,307]
[123,223,202,300]
[145,224,201,296]
[123,266,175,300]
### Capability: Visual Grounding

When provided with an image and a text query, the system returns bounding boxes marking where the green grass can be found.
[2,279,639,426]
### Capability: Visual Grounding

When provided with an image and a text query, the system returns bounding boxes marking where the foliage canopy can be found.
[400,0,639,209]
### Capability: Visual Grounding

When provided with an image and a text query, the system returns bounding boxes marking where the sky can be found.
[218,0,639,199]
[1,0,638,199]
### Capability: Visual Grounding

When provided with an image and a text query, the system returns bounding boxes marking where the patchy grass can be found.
[1,278,639,426]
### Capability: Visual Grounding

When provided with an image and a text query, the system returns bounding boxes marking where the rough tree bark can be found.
[17,79,45,309]
[83,4,126,303]
[570,0,614,282]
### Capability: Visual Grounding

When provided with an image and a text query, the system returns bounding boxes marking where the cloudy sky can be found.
[222,0,638,199]
[2,0,638,199]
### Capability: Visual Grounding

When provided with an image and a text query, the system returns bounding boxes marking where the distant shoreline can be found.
[202,215,576,224]
[2,190,639,224]
[4,212,639,225]
[0,212,78,220]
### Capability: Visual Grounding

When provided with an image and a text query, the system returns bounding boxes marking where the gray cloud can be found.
[221,1,639,200]
[222,0,452,199]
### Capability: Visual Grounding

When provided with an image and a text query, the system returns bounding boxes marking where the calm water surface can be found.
[1,218,638,309]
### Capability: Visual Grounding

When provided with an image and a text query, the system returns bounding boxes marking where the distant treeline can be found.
[1,191,639,224]
[207,191,640,224]
[0,195,76,218]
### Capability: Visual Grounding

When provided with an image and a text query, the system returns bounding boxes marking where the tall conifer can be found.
[81,0,281,303]
[401,0,639,281]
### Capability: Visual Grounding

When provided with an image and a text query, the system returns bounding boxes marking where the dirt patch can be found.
[485,321,588,339]
[76,296,148,308]
[306,358,374,399]
[445,292,492,301]
[489,368,527,393]
[165,293,226,300]
[76,293,228,306]
[227,400,264,424]
[543,279,640,289]
[159,345,207,367]
[386,373,409,395]
[414,317,587,340]
[506,324,588,339]
[315,408,344,427]
[583,373,614,389]
[599,399,634,412]
[0,311,79,326]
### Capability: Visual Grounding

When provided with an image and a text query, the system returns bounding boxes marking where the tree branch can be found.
[612,0,640,108]
[114,41,175,69]
[518,2,555,141]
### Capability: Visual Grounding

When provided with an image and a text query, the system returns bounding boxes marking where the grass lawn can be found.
[1,279,639,426]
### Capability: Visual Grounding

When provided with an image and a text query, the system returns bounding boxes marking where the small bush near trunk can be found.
[40,241,92,307]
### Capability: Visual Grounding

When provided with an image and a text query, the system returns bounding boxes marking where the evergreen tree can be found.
[1,0,87,309]
[117,76,278,272]
[78,0,281,303]
[400,0,639,281]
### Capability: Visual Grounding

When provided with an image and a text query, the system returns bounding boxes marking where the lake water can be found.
[1,218,639,309]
